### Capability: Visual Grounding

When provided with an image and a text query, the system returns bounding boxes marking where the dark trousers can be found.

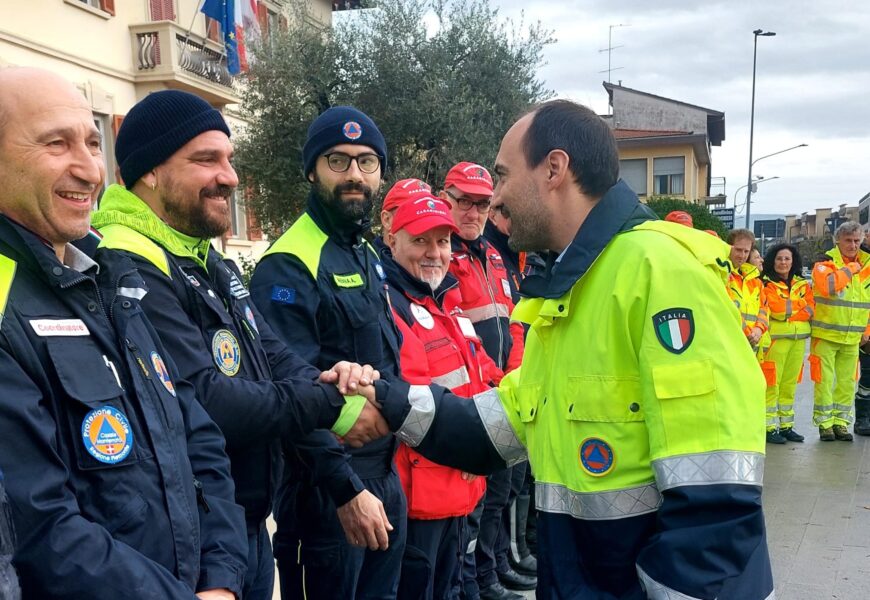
[401,517,463,600]
[472,467,512,588]
[494,462,529,571]
[287,472,407,599]
[243,523,276,600]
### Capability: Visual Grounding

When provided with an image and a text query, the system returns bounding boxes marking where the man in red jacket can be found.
[441,163,531,598]
[382,194,503,598]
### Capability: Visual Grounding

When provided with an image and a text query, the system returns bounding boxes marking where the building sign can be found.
[711,207,734,229]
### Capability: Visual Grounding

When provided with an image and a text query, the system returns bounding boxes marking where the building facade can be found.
[604,82,725,205]
[0,0,334,260]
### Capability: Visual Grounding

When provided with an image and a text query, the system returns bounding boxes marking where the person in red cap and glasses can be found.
[664,210,694,228]
[382,195,502,599]
[373,178,433,258]
[441,162,532,599]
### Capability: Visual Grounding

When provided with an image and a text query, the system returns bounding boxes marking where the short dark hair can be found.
[762,243,803,282]
[521,99,618,199]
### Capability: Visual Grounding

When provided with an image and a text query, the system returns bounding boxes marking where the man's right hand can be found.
[848,262,862,274]
[337,489,393,551]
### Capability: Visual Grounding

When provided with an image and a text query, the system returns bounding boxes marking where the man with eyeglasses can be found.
[440,163,530,599]
[250,107,405,599]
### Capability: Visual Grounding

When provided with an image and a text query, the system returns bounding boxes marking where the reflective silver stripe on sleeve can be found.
[828,273,837,297]
[652,451,764,491]
[815,296,870,309]
[117,286,148,300]
[395,385,436,447]
[806,305,815,318]
[431,366,471,390]
[462,303,510,323]
[472,388,526,466]
[637,566,704,600]
[785,299,793,318]
[536,481,661,520]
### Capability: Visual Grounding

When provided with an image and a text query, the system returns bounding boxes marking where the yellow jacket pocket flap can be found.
[652,359,716,399]
[516,384,542,423]
[566,376,644,422]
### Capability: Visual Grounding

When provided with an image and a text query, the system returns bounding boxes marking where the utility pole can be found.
[599,24,629,114]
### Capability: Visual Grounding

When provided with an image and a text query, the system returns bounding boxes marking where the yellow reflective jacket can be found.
[500,220,765,511]
[811,246,870,345]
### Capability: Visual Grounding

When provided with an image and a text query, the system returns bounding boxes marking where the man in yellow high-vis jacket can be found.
[810,221,870,441]
[359,99,773,599]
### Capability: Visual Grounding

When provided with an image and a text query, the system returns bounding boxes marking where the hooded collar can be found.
[519,180,656,299]
[451,232,487,261]
[306,189,372,248]
[91,184,215,271]
[381,252,457,307]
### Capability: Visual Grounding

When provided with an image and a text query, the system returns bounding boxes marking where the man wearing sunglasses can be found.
[250,107,405,599]
[441,163,531,599]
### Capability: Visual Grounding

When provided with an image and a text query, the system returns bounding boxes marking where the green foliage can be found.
[234,0,554,233]
[645,196,729,239]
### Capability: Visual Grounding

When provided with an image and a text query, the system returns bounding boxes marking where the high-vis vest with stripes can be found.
[811,247,870,345]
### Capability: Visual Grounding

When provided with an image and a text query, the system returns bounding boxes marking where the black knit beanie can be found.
[302,106,387,177]
[116,90,231,189]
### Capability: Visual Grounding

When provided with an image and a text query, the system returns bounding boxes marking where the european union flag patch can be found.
[271,285,296,305]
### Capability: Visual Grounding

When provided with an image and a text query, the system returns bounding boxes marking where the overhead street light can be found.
[745,28,776,228]
[735,176,781,215]
[751,143,809,168]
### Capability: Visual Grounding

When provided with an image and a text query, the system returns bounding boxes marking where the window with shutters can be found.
[619,159,647,196]
[149,0,176,21]
[653,156,685,196]
[69,0,115,16]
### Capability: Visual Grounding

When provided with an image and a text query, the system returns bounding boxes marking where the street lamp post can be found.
[734,176,781,215]
[743,144,807,227]
[745,28,776,228]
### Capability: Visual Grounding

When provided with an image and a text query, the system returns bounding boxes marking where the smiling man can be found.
[0,68,247,599]
[368,99,774,599]
[250,106,405,599]
[90,91,389,600]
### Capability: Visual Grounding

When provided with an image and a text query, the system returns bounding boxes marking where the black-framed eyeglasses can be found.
[323,152,381,174]
[444,189,491,214]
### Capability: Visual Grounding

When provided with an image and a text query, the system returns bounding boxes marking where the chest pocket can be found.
[181,268,233,328]
[453,260,485,305]
[46,337,151,471]
[564,376,645,423]
[333,289,386,366]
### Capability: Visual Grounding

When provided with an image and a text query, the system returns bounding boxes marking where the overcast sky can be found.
[488,0,870,220]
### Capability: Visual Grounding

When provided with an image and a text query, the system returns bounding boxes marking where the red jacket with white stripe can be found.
[384,258,496,519]
[449,236,524,375]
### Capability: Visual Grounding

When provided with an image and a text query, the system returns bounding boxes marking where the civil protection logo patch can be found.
[342,121,362,140]
[579,437,614,476]
[150,351,176,397]
[82,406,133,464]
[212,329,241,376]
[652,307,694,354]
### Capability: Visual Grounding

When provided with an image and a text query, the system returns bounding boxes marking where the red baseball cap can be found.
[391,195,460,236]
[443,162,493,197]
[665,210,694,227]
[382,178,432,212]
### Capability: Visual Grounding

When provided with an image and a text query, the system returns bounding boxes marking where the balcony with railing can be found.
[129,20,239,106]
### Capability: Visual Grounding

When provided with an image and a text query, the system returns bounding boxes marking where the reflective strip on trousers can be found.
[535,481,661,520]
[462,303,510,323]
[811,321,867,334]
[430,366,471,390]
[651,451,764,491]
[815,296,870,309]
[472,389,526,466]
[770,333,810,340]
[834,403,854,413]
[395,385,436,447]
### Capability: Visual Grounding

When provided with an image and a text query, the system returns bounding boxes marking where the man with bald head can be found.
[0,67,248,599]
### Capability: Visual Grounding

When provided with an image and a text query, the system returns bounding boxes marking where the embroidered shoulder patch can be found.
[652,308,694,354]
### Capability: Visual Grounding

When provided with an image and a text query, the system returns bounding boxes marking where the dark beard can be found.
[163,184,233,239]
[313,178,374,223]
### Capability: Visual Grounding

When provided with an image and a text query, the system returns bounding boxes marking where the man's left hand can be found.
[343,388,390,448]
[196,589,236,600]
[320,361,380,394]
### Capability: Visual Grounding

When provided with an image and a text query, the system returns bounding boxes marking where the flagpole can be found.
[182,0,207,46]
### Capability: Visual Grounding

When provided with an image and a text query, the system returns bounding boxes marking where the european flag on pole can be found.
[201,0,240,75]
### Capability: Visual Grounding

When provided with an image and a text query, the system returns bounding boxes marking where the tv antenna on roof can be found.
[599,23,630,114]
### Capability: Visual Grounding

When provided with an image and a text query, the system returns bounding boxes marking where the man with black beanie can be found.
[250,106,406,598]
[90,90,391,600]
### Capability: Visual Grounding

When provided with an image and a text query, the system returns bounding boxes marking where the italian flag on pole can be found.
[652,308,695,354]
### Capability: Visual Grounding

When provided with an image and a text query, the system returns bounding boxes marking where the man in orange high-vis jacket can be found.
[810,221,870,441]
[727,229,769,352]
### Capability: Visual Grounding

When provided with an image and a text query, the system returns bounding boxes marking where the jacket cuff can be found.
[326,470,366,507]
[197,562,245,598]
[331,394,366,436]
[374,379,412,432]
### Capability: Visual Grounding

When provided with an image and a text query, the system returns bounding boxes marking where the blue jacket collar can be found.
[519,180,656,299]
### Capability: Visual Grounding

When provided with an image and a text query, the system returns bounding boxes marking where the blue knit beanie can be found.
[302,106,387,177]
[116,90,231,189]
